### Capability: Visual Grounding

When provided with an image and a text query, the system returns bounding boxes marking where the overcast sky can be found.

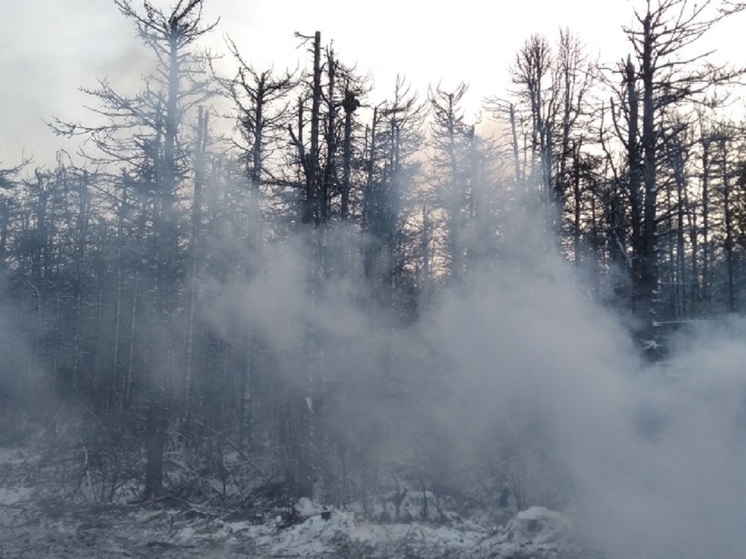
[1,0,744,166]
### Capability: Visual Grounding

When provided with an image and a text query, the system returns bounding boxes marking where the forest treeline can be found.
[1,0,746,514]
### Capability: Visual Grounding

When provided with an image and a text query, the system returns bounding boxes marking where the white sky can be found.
[1,0,744,166]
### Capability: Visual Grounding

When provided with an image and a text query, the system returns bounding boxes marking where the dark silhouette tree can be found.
[608,0,745,354]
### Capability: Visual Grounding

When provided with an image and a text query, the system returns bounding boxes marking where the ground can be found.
[0,445,600,558]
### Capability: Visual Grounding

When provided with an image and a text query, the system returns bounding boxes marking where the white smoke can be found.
[202,216,746,558]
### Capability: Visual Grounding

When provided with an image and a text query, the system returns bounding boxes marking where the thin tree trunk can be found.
[722,139,736,312]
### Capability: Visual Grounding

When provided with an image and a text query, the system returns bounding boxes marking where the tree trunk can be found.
[144,400,166,499]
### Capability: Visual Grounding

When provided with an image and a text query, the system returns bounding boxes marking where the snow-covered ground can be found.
[0,442,601,559]
[0,503,599,558]
[1,480,599,559]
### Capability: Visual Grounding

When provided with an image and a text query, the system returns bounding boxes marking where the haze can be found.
[2,1,746,558]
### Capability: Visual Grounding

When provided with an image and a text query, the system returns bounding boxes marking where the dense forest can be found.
[3,0,746,537]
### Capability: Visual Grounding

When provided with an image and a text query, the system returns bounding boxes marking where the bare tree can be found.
[607,0,744,354]
[428,83,472,281]
[51,0,218,498]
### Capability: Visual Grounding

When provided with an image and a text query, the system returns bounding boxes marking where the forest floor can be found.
[0,444,601,558]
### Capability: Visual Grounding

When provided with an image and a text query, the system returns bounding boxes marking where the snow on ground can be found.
[0,446,34,506]
[0,445,600,558]
[474,506,599,558]
[0,497,600,558]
